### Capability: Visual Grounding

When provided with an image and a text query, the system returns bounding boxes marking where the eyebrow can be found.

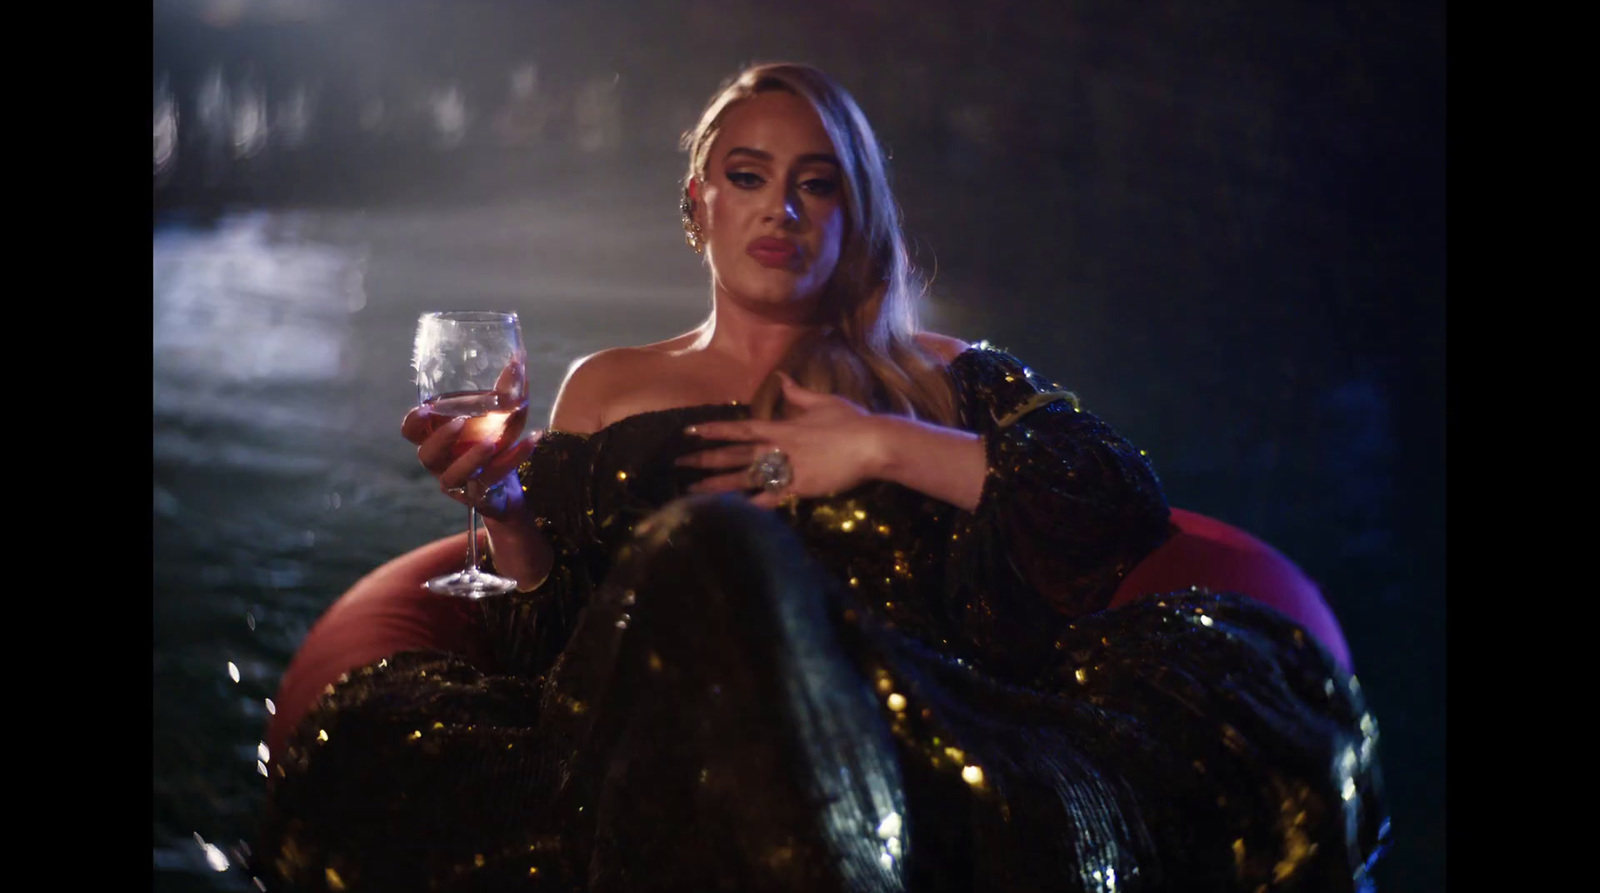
[722,147,841,168]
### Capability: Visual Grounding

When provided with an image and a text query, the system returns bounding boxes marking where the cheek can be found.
[703,185,752,235]
[815,207,846,269]
[700,184,722,229]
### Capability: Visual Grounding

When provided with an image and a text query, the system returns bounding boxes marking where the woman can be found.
[259,63,1387,892]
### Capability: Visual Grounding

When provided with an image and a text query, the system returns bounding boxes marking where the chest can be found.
[597,356,765,429]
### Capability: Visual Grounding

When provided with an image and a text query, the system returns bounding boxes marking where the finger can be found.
[416,416,469,469]
[686,419,779,442]
[675,442,763,470]
[494,356,527,402]
[441,478,511,515]
[776,371,828,408]
[498,403,531,444]
[401,406,437,444]
[440,487,474,509]
[438,439,500,490]
[477,434,538,483]
[686,470,755,494]
[460,405,529,471]
[748,489,786,509]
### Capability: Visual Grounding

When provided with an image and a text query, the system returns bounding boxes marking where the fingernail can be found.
[684,426,699,436]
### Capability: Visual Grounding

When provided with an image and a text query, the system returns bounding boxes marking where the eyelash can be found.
[726,171,838,196]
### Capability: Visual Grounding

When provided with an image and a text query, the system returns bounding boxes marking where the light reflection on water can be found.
[152,191,706,888]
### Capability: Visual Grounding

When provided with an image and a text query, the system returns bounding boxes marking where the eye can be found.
[727,171,764,188]
[800,178,839,197]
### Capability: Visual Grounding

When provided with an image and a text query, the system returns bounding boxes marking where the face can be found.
[694,90,847,315]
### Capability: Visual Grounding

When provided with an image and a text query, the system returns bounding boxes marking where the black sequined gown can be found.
[258,345,1388,892]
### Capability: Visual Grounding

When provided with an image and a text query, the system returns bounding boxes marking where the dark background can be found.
[152,1,1444,889]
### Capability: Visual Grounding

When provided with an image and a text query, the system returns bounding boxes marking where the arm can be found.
[480,513,555,593]
[396,420,554,593]
[680,371,989,509]
[863,414,985,511]
[872,352,1168,606]
[682,343,1169,614]
[483,351,613,590]
[857,330,988,510]
[401,351,612,593]
[946,346,1171,617]
[867,331,986,511]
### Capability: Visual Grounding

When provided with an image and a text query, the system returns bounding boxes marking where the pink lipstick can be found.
[747,237,797,268]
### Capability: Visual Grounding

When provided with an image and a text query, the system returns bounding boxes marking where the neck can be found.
[688,288,823,374]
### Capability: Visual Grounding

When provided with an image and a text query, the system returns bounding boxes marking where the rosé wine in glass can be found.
[412,311,528,598]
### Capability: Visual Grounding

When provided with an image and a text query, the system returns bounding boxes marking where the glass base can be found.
[424,569,519,599]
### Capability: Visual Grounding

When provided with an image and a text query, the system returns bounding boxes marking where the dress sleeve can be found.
[942,345,1172,676]
[475,431,605,682]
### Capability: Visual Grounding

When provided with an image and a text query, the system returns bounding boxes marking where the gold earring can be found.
[681,195,704,255]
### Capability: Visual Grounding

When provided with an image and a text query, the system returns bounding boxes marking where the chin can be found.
[723,269,824,307]
[745,287,814,309]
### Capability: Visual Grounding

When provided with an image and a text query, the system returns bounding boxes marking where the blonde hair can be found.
[681,62,959,426]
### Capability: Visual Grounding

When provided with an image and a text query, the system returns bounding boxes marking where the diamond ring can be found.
[748,449,794,493]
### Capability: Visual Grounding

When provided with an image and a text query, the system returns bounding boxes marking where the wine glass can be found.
[412,310,528,598]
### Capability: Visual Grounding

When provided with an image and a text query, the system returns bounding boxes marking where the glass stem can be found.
[467,506,482,573]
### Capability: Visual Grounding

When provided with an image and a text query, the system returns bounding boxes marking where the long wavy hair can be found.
[682,62,959,426]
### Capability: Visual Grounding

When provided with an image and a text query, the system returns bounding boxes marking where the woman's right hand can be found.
[400,403,538,525]
[401,407,555,592]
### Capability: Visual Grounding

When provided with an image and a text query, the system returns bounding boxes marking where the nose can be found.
[768,189,801,226]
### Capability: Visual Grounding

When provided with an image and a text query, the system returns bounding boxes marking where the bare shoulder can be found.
[550,349,623,434]
[915,331,972,365]
[549,332,703,433]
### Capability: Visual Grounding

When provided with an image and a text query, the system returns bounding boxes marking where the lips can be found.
[746,237,797,268]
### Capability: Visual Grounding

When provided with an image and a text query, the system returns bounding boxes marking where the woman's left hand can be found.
[679,372,887,508]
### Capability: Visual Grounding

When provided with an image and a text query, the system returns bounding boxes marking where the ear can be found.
[687,178,707,228]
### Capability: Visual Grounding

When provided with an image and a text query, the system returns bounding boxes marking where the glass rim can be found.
[419,310,520,323]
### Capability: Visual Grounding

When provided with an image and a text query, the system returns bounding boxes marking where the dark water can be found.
[153,4,1443,890]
